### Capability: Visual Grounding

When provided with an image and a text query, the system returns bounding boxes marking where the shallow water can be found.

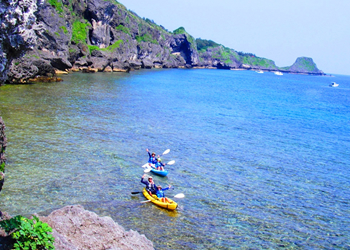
[0,69,349,249]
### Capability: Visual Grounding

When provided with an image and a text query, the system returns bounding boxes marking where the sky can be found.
[118,0,350,75]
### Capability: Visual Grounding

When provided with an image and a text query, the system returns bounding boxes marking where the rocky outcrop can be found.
[0,205,154,250]
[281,57,324,74]
[0,0,40,84]
[1,0,325,84]
[0,117,6,193]
[38,205,154,250]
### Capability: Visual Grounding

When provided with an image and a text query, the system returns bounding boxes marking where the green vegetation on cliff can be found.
[116,24,130,35]
[173,27,196,47]
[212,46,238,64]
[196,39,220,52]
[241,55,277,69]
[290,57,318,72]
[47,0,64,13]
[88,40,123,54]
[5,0,323,82]
[71,20,90,45]
[136,33,158,44]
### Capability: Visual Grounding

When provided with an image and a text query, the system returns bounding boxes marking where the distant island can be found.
[0,0,325,84]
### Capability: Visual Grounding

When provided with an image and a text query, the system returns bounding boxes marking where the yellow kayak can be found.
[142,188,178,210]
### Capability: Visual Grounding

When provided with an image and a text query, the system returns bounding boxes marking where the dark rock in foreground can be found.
[38,205,154,250]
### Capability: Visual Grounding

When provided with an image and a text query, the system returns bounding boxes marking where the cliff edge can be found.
[1,0,325,84]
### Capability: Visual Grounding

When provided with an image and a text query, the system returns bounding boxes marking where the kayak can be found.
[143,163,168,177]
[142,188,178,210]
[150,168,168,177]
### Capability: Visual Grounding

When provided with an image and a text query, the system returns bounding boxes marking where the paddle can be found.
[143,167,153,173]
[131,191,142,194]
[140,193,185,203]
[143,160,175,173]
[162,149,170,155]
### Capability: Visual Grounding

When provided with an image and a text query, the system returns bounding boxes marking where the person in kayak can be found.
[141,174,157,195]
[155,157,166,171]
[146,149,157,167]
[156,185,172,203]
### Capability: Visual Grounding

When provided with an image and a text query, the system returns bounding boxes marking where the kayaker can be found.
[156,185,172,203]
[155,157,166,171]
[146,149,157,167]
[141,174,157,195]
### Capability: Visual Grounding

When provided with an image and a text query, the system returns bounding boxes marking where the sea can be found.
[0,69,349,249]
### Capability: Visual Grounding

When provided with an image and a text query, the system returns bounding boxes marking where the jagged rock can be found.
[74,57,89,67]
[104,66,113,72]
[91,19,111,48]
[142,58,154,69]
[7,59,39,82]
[0,0,40,84]
[88,57,110,71]
[130,60,142,69]
[50,57,72,70]
[2,0,325,83]
[38,205,154,250]
[0,117,6,193]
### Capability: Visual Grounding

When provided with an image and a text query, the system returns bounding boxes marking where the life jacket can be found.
[148,156,157,164]
[155,161,163,168]
[156,189,165,198]
[147,182,157,193]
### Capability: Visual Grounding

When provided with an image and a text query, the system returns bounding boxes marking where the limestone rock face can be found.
[39,205,154,250]
[0,117,6,192]
[0,0,40,83]
[1,0,325,83]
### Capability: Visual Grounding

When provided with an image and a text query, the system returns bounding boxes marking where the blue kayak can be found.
[150,168,168,177]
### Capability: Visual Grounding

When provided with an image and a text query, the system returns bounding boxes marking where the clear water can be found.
[0,69,349,249]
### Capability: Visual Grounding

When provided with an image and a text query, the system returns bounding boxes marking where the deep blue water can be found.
[0,69,349,249]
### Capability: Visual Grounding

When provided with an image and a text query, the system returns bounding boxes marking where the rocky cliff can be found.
[1,0,325,84]
[0,117,6,193]
[0,0,40,83]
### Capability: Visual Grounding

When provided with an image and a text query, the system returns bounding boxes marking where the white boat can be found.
[256,70,264,74]
[329,82,339,87]
[274,71,283,75]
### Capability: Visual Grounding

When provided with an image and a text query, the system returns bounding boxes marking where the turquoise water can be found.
[0,69,349,249]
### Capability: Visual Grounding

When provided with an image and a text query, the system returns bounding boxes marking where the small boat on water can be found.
[329,82,339,87]
[274,71,283,75]
[142,188,178,210]
[256,70,264,74]
[150,168,168,177]
[143,163,169,176]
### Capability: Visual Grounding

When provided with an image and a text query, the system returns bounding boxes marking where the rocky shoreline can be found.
[0,0,325,85]
[0,205,154,250]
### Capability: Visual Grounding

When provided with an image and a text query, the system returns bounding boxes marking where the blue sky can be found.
[118,0,350,75]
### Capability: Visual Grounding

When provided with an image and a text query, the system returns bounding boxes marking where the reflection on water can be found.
[1,70,350,249]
